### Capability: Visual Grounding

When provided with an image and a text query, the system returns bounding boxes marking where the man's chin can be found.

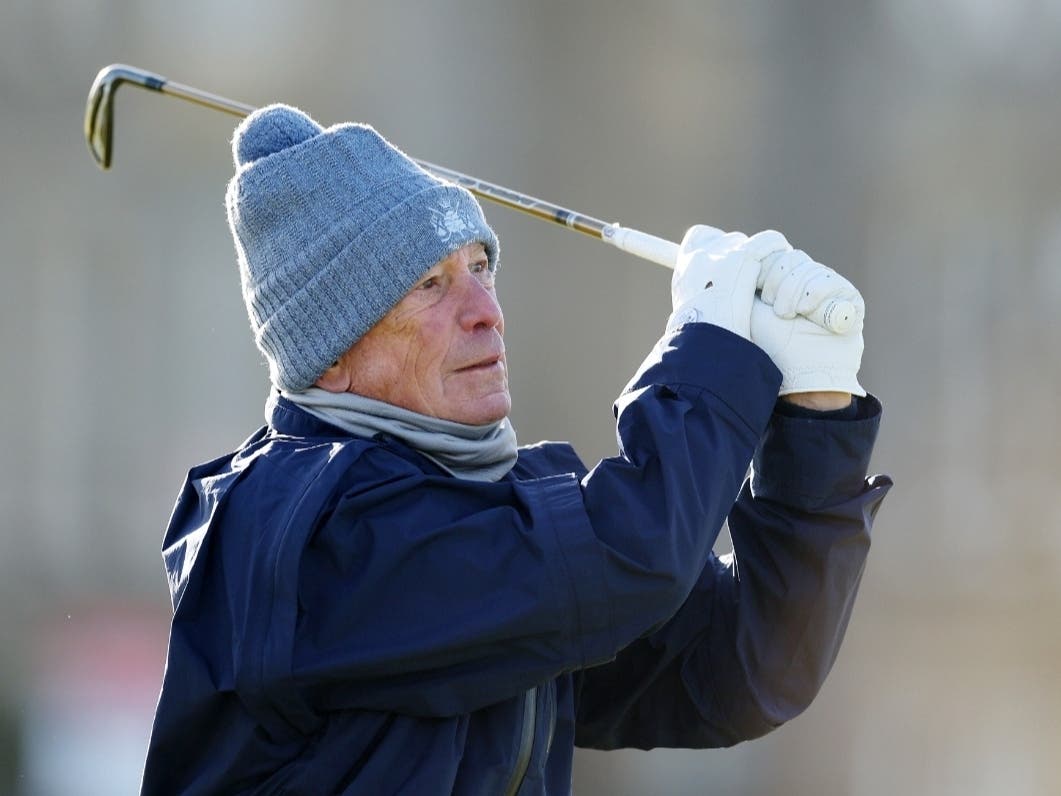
[451,390,511,426]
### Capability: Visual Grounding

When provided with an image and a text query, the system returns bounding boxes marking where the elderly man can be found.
[141,104,890,795]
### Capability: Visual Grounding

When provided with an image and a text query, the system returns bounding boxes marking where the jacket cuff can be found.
[751,393,883,508]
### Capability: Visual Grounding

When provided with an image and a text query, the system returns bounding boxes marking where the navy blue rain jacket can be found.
[141,324,890,794]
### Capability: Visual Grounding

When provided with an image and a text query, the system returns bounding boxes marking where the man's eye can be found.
[420,276,439,290]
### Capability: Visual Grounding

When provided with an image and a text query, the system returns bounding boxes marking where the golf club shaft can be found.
[85,64,857,334]
[85,64,679,268]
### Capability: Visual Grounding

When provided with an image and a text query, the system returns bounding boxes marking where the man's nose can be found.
[457,274,503,332]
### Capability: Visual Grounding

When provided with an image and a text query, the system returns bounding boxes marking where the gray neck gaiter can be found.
[279,387,518,482]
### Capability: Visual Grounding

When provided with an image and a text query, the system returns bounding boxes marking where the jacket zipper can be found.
[502,687,537,796]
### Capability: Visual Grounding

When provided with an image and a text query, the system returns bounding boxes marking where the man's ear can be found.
[315,361,351,393]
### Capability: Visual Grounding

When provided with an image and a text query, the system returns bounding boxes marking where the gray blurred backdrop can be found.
[2,1,1060,794]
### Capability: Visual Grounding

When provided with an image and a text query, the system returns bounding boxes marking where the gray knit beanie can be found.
[225,104,499,391]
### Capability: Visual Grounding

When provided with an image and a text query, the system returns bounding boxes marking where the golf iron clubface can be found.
[84,63,857,335]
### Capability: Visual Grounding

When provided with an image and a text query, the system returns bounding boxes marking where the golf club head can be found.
[85,64,166,170]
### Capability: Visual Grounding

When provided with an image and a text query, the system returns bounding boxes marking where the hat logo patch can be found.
[430,198,474,243]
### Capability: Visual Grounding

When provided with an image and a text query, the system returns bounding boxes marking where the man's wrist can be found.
[781,391,853,412]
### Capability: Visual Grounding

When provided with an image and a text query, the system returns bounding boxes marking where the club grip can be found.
[601,224,680,268]
[807,298,857,334]
[603,224,857,334]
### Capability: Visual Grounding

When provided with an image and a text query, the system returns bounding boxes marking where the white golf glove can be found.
[750,297,867,396]
[666,226,790,340]
[757,248,865,332]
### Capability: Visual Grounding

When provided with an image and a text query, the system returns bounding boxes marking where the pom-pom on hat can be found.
[225,104,499,392]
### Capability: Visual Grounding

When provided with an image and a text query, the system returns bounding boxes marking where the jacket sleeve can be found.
[574,395,892,750]
[269,325,782,721]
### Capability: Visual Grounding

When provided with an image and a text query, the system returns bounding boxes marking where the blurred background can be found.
[1,1,1059,793]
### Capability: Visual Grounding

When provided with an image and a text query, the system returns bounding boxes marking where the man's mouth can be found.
[455,355,504,373]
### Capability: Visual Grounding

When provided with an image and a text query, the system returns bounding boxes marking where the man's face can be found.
[321,242,510,425]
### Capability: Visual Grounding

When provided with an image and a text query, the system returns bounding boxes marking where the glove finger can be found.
[774,260,832,319]
[673,229,748,305]
[798,273,866,334]
[743,230,792,289]
[692,245,764,298]
[679,224,734,254]
[730,246,764,302]
[761,250,816,313]
[674,227,718,303]
[714,231,749,257]
[792,268,859,315]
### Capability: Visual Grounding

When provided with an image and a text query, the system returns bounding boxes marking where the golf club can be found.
[84,63,856,334]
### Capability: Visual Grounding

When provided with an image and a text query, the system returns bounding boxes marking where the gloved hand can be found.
[750,297,867,396]
[666,226,790,340]
[758,248,865,333]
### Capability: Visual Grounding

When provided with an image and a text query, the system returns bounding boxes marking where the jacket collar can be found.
[266,392,347,438]
[264,392,452,476]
